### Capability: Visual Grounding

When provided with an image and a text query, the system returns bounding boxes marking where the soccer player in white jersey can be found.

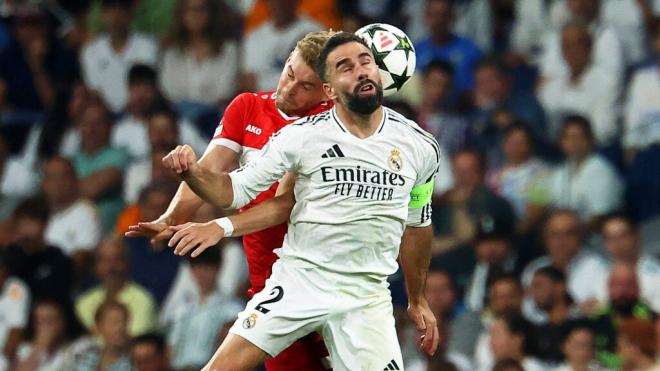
[162,32,442,371]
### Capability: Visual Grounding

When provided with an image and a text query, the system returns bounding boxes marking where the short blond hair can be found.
[295,30,339,69]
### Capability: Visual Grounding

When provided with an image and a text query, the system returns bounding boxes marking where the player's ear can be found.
[323,82,336,100]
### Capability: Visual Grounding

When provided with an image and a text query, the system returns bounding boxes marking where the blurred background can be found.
[0,0,659,370]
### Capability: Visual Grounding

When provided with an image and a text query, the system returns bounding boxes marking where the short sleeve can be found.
[406,136,441,227]
[4,279,30,328]
[228,123,304,209]
[209,93,251,152]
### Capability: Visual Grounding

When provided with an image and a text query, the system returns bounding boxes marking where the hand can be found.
[25,39,48,69]
[162,145,199,176]
[168,221,225,257]
[125,219,174,246]
[407,300,439,356]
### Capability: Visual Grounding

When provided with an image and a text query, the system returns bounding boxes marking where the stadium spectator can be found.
[0,249,30,368]
[414,0,482,94]
[510,0,563,64]
[118,184,181,304]
[449,274,523,361]
[432,149,515,253]
[555,320,602,371]
[538,23,620,145]
[623,18,660,158]
[13,299,84,371]
[70,301,132,371]
[417,60,470,156]
[544,116,624,224]
[80,0,158,113]
[131,333,172,371]
[0,5,79,114]
[617,318,660,371]
[166,247,242,370]
[57,83,103,157]
[123,109,182,204]
[243,0,341,32]
[71,102,128,233]
[522,210,608,311]
[592,263,656,369]
[76,238,157,336]
[111,64,207,160]
[486,123,549,232]
[42,156,100,280]
[526,267,582,365]
[160,0,239,108]
[5,196,72,302]
[539,0,624,81]
[0,133,38,220]
[491,357,525,371]
[468,60,546,165]
[241,0,322,91]
[425,269,463,321]
[486,313,545,371]
[404,317,472,371]
[598,213,660,312]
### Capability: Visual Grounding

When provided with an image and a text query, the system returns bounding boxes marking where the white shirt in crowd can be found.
[242,16,322,91]
[167,290,242,369]
[545,154,624,221]
[0,277,30,370]
[1,156,38,200]
[160,41,240,105]
[511,0,563,62]
[488,158,549,219]
[80,34,159,113]
[553,361,608,371]
[111,115,208,160]
[624,65,660,149]
[538,64,620,145]
[475,329,547,371]
[15,342,69,371]
[160,240,248,326]
[522,250,610,304]
[123,158,152,204]
[44,200,101,255]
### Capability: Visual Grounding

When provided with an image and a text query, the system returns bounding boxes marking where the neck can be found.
[110,30,129,52]
[336,105,383,139]
[508,156,528,167]
[570,64,588,82]
[421,99,443,114]
[548,299,570,324]
[273,15,296,29]
[568,360,589,371]
[49,196,76,212]
[431,32,452,45]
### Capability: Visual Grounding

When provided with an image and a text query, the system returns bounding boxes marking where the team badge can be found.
[242,313,257,329]
[388,149,403,172]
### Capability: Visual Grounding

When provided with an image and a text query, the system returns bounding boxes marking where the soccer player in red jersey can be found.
[126,31,335,371]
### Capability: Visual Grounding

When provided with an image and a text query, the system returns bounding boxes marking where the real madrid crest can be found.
[242,313,257,329]
[388,149,403,172]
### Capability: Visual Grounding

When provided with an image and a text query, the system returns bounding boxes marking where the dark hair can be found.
[101,0,134,8]
[137,182,178,205]
[12,196,50,223]
[424,59,455,78]
[148,106,179,124]
[188,245,222,266]
[453,147,486,173]
[560,318,595,345]
[504,122,534,145]
[132,333,167,354]
[164,0,233,55]
[534,266,566,283]
[24,298,86,343]
[492,358,525,371]
[559,114,595,144]
[497,313,537,356]
[650,16,660,39]
[487,272,522,292]
[474,57,511,77]
[600,212,638,234]
[315,32,370,82]
[128,64,158,86]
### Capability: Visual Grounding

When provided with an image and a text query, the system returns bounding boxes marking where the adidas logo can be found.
[383,359,400,370]
[321,144,345,158]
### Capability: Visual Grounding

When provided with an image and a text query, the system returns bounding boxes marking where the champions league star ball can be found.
[355,23,416,96]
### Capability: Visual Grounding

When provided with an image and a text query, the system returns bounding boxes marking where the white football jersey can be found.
[229,106,441,279]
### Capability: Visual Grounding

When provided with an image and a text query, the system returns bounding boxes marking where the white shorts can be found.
[229,259,404,371]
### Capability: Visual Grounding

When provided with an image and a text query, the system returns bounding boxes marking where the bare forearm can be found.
[228,192,294,236]
[79,168,122,200]
[159,182,206,224]
[399,226,433,304]
[181,166,234,209]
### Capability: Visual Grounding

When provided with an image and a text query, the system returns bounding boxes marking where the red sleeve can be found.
[210,93,253,151]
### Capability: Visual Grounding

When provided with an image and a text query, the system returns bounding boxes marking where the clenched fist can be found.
[162,144,199,176]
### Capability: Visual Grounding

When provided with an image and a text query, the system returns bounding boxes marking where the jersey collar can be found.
[330,106,387,138]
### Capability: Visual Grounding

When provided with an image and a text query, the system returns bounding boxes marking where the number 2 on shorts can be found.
[255,286,284,314]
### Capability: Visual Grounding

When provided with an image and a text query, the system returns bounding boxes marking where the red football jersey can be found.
[210,91,332,295]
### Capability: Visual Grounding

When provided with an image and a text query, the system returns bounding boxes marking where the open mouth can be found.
[358,82,375,93]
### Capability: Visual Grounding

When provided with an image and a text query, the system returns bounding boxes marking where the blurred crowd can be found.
[0,0,659,370]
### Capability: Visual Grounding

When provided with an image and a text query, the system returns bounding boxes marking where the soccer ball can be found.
[355,23,416,96]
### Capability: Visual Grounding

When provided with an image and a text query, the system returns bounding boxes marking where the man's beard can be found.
[344,79,384,115]
[612,298,637,316]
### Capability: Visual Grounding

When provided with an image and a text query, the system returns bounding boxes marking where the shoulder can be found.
[385,108,440,159]
[130,33,157,47]
[125,282,156,304]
